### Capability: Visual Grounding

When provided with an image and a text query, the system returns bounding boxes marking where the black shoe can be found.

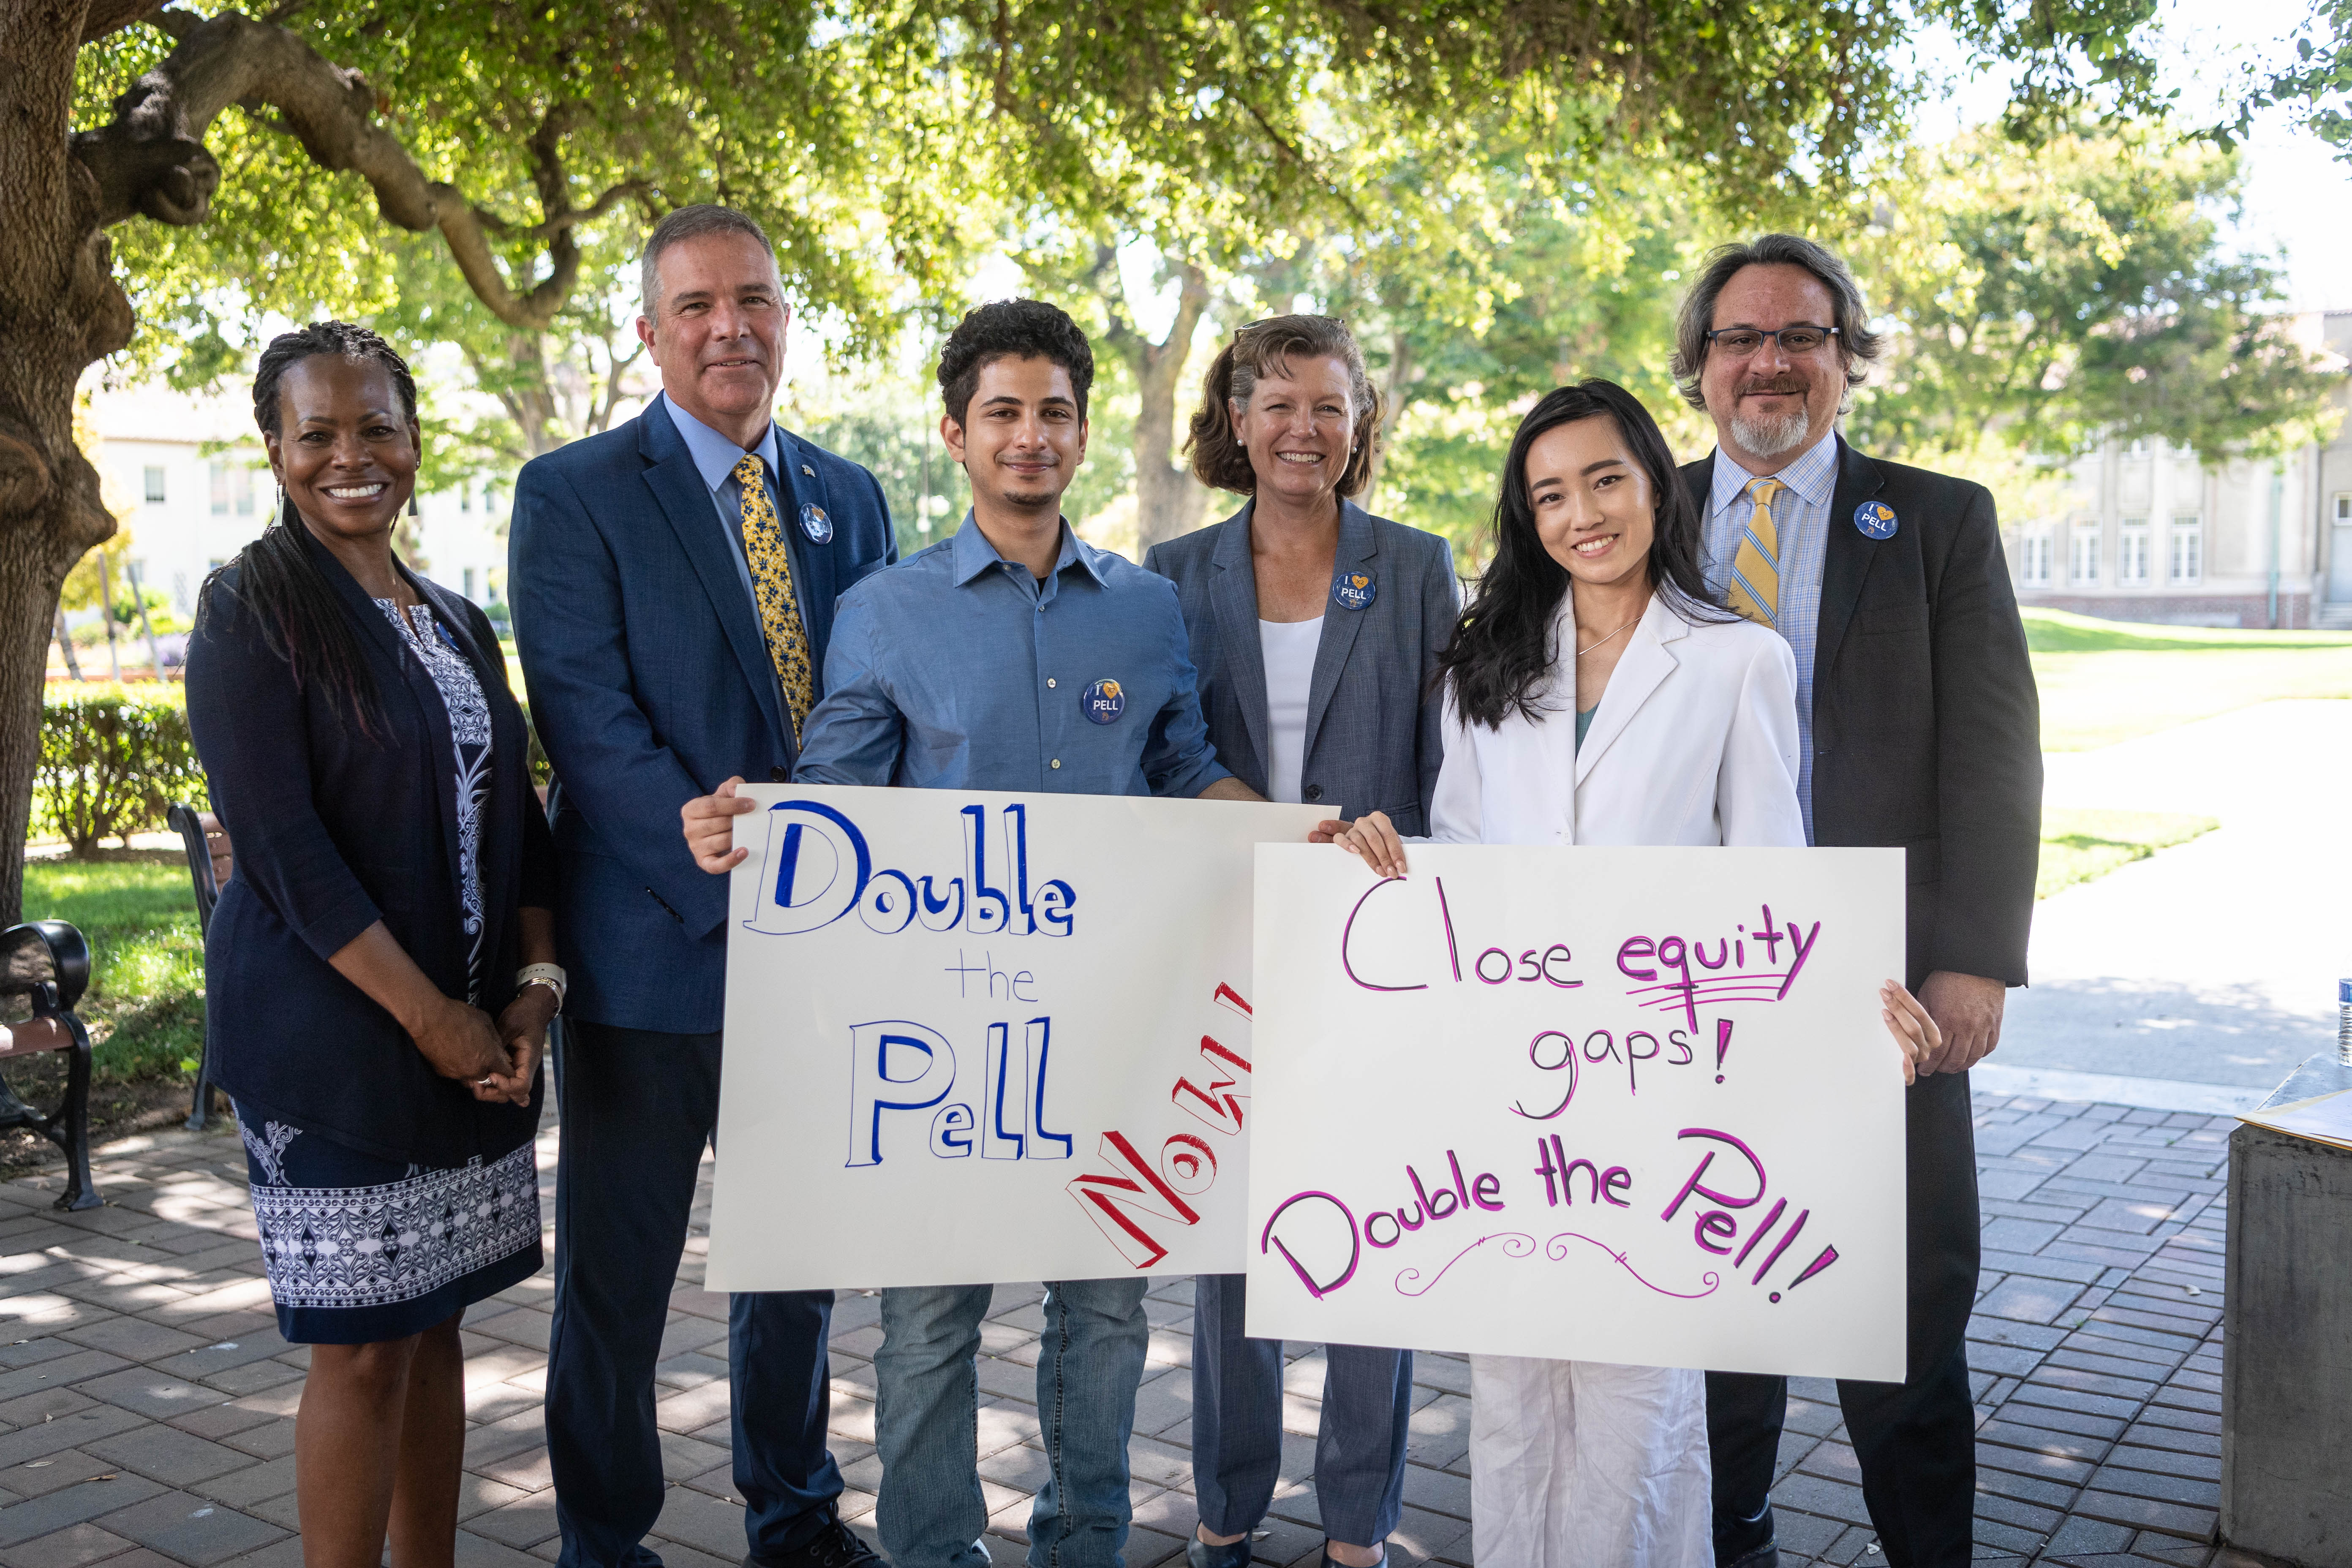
[1187,1537,1254,1568]
[747,1517,884,1568]
[1716,1504,1778,1568]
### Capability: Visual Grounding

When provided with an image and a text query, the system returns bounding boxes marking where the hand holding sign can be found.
[1244,842,1911,1380]
[684,776,757,874]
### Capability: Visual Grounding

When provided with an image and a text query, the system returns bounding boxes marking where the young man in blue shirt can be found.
[683,299,1259,1568]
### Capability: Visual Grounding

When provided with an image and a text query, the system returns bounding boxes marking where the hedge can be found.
[37,684,205,855]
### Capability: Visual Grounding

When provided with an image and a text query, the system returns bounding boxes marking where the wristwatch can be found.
[516,963,567,1015]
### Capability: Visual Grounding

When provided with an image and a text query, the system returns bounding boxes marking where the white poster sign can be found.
[706,785,1328,1292]
[1244,845,1910,1381]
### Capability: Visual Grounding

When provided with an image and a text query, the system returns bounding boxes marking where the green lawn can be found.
[2027,608,2352,751]
[19,854,204,1082]
[2037,806,2219,900]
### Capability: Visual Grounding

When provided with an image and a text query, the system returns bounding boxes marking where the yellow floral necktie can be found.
[1726,477,1785,629]
[731,453,816,739]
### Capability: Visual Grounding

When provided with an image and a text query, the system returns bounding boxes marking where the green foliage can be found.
[76,0,994,456]
[35,687,206,856]
[2214,0,2352,157]
[1848,125,2343,468]
[18,857,206,1083]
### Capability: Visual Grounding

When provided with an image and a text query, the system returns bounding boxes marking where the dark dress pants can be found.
[1192,1272,1415,1548]
[548,1021,843,1568]
[1707,1068,1982,1568]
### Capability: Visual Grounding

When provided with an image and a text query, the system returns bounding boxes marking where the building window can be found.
[2118,519,2151,584]
[142,466,166,504]
[2170,519,2202,583]
[463,567,478,600]
[460,482,472,514]
[2336,492,2351,524]
[2018,531,2053,586]
[235,468,254,516]
[2072,528,2102,585]
[210,463,229,516]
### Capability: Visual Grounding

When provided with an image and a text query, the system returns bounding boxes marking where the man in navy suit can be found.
[512,205,896,1568]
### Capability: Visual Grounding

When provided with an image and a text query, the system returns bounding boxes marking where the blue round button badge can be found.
[1853,501,1898,540]
[1331,568,1378,612]
[1081,678,1126,725]
[799,503,834,544]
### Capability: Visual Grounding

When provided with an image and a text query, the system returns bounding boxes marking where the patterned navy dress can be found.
[236,600,541,1344]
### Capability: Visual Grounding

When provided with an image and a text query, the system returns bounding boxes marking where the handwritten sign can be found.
[1243,844,1909,1381]
[705,785,1329,1292]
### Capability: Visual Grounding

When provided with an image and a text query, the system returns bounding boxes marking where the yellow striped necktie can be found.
[1726,477,1786,629]
[731,453,817,739]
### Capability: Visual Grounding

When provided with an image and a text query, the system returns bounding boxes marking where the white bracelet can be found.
[516,962,567,1014]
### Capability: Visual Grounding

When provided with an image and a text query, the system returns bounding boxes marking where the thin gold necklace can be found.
[1576,615,1640,658]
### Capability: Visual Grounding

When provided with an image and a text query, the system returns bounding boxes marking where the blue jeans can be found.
[1191,1272,1414,1548]
[874,1279,1150,1568]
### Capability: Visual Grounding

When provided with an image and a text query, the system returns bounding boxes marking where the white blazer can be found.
[1428,591,1805,849]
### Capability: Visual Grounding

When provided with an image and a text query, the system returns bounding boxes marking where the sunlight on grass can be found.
[2038,807,2219,900]
[19,855,203,1082]
[2027,608,2352,751]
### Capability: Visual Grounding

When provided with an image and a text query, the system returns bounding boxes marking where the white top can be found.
[1258,616,1324,805]
[1427,593,1804,849]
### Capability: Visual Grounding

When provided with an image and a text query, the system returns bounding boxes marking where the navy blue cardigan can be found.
[186,525,554,1168]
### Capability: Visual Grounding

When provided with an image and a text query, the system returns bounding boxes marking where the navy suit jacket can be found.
[510,398,896,1030]
[1145,500,1456,833]
[187,527,554,1168]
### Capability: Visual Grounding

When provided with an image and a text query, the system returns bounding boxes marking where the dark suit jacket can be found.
[1682,439,2042,988]
[509,397,896,1032]
[187,527,555,1168]
[1144,500,1456,833]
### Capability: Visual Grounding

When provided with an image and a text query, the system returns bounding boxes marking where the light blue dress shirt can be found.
[663,394,787,614]
[1701,429,1839,843]
[796,513,1229,799]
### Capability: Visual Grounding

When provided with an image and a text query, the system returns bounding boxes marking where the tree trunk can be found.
[53,608,82,681]
[0,0,139,926]
[1104,258,1217,555]
[128,559,167,675]
[1362,327,1413,509]
[97,552,124,681]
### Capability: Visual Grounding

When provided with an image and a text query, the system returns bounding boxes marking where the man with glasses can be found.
[1671,235,2042,1568]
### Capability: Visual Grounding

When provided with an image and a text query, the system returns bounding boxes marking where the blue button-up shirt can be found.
[663,394,786,611]
[795,514,1230,798]
[1701,430,1838,844]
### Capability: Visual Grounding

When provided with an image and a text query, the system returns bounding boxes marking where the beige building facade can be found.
[2006,309,2352,629]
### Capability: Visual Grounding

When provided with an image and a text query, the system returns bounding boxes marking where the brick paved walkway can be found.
[0,1091,2256,1568]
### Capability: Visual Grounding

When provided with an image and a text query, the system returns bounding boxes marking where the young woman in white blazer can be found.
[1326,381,1938,1568]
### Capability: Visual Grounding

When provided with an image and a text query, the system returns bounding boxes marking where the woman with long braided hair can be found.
[187,321,558,1568]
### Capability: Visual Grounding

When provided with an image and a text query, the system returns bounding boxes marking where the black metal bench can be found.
[166,801,229,1130]
[0,921,101,1210]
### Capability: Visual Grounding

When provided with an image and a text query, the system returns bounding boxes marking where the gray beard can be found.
[1728,403,1813,460]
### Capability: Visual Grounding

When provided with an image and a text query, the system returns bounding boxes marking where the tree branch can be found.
[80,0,170,45]
[68,10,588,330]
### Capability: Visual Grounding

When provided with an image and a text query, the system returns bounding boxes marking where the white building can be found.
[2006,310,2352,629]
[82,382,513,624]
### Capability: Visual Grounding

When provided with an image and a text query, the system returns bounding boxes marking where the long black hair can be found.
[195,322,419,737]
[1436,379,1734,730]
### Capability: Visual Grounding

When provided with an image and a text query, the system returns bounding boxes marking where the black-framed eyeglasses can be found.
[1704,324,1840,356]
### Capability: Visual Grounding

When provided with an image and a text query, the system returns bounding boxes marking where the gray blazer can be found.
[1145,499,1456,833]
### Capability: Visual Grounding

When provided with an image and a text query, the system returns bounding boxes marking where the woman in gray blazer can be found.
[1145,314,1455,1568]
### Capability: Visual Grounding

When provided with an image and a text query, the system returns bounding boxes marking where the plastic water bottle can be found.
[2341,978,2352,1067]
